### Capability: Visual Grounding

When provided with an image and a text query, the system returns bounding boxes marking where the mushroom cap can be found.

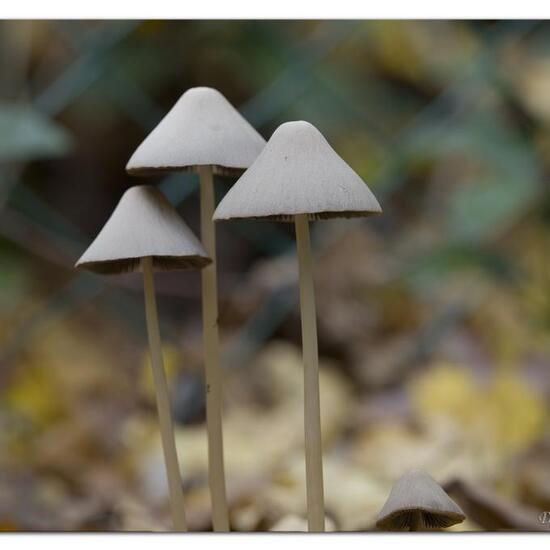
[213,120,382,222]
[76,185,211,274]
[376,470,466,531]
[126,87,266,177]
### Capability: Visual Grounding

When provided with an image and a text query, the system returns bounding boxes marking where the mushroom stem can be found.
[199,165,230,532]
[142,256,187,532]
[410,510,422,532]
[294,213,325,532]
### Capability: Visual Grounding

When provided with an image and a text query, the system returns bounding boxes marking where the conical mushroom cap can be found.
[126,87,266,177]
[76,185,211,274]
[376,470,465,531]
[213,120,382,222]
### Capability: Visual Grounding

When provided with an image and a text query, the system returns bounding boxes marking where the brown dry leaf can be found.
[134,341,352,525]
[230,500,265,532]
[113,493,169,532]
[253,451,388,531]
[513,57,550,124]
[322,457,389,531]
[0,471,112,531]
[446,478,550,531]
[352,417,480,487]
[412,362,547,458]
[171,341,352,477]
[270,513,337,532]
[315,228,390,348]
[518,452,550,511]
[473,288,539,366]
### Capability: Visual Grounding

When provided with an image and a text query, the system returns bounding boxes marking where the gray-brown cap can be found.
[213,120,381,222]
[126,87,266,177]
[376,470,466,531]
[76,185,211,274]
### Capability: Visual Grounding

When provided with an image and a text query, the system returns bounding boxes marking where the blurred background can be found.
[1,19,550,532]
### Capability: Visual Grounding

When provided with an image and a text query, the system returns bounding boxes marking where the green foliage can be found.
[0,103,73,163]
[448,177,539,242]
[1,21,550,532]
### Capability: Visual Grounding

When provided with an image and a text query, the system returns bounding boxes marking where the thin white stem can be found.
[294,214,325,532]
[199,165,229,532]
[142,256,187,532]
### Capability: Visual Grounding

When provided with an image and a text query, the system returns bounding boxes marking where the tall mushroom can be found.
[213,120,382,531]
[76,185,211,532]
[126,87,266,531]
[376,470,466,531]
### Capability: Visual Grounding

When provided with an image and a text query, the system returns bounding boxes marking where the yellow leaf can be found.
[140,344,181,398]
[410,362,481,426]
[485,368,547,456]
[410,362,548,461]
[5,363,64,427]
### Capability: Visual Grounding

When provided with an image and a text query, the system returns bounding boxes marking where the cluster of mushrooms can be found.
[76,87,465,533]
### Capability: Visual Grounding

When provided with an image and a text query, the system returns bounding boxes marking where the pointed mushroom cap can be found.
[126,87,266,177]
[76,185,211,274]
[213,120,381,222]
[376,470,465,531]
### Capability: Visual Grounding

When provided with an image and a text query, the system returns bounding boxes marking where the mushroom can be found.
[126,87,266,531]
[76,185,211,532]
[213,120,381,531]
[376,470,466,531]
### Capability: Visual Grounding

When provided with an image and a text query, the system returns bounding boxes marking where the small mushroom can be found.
[126,87,266,531]
[126,86,266,177]
[214,120,381,531]
[376,470,466,531]
[77,185,211,531]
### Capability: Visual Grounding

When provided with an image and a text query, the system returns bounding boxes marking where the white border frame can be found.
[1,0,550,19]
